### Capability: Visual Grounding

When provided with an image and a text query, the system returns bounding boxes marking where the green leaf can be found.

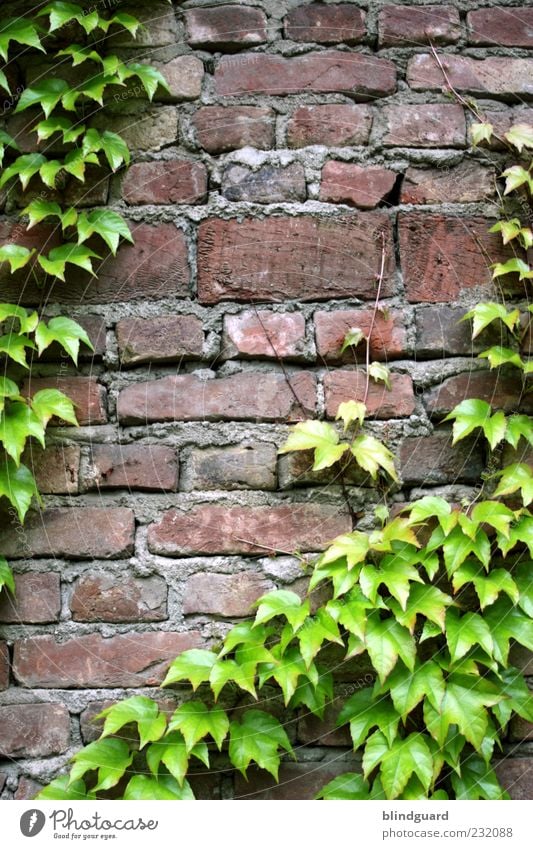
[279,420,348,471]
[163,649,217,690]
[316,773,370,800]
[407,495,453,532]
[362,730,389,778]
[337,687,400,748]
[82,128,130,171]
[31,388,78,428]
[288,668,333,719]
[437,673,502,749]
[501,165,531,195]
[444,399,506,450]
[386,661,445,720]
[470,121,493,146]
[69,738,133,793]
[0,333,36,368]
[97,696,167,749]
[0,401,45,463]
[124,774,194,801]
[254,589,309,632]
[0,153,46,190]
[390,583,451,633]
[0,557,15,594]
[35,317,93,364]
[491,667,533,729]
[489,219,522,245]
[0,129,18,167]
[484,596,533,664]
[318,531,370,570]
[39,2,100,34]
[368,361,391,390]
[77,209,133,256]
[108,12,141,37]
[146,731,203,787]
[515,562,533,618]
[364,613,416,682]
[471,501,515,538]
[351,433,397,481]
[209,658,256,700]
[451,755,507,800]
[506,415,533,448]
[504,123,533,153]
[168,701,229,752]
[446,608,494,661]
[37,776,92,801]
[298,609,342,668]
[0,69,9,94]
[38,244,101,281]
[0,18,44,61]
[22,199,63,229]
[494,463,533,506]
[0,245,34,273]
[340,327,366,353]
[380,733,434,799]
[443,526,491,575]
[462,302,521,337]
[0,460,40,522]
[39,159,64,189]
[336,400,366,430]
[35,117,86,145]
[16,79,69,119]
[453,561,519,609]
[125,63,171,100]
[360,559,423,611]
[480,345,524,370]
[259,645,316,705]
[229,710,293,780]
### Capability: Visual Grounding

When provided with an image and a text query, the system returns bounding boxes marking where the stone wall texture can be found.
[1,0,532,800]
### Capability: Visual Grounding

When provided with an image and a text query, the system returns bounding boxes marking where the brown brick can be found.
[23,444,80,494]
[148,504,351,557]
[401,162,496,204]
[320,162,396,209]
[1,508,135,560]
[509,715,533,743]
[117,372,316,425]
[117,315,204,366]
[382,104,465,148]
[222,311,306,360]
[379,5,461,47]
[0,573,60,623]
[193,106,275,153]
[298,703,352,746]
[284,5,365,44]
[153,56,204,102]
[278,448,367,490]
[21,376,106,426]
[400,432,485,486]
[234,763,357,800]
[183,572,273,617]
[109,1,178,47]
[407,54,533,99]
[315,309,408,363]
[15,778,43,800]
[495,759,533,800]
[13,632,202,688]
[183,444,277,491]
[324,370,416,419]
[287,104,372,148]
[197,215,396,304]
[215,52,396,99]
[0,642,8,690]
[221,163,306,204]
[472,107,533,151]
[468,8,533,47]
[185,6,267,49]
[91,107,178,152]
[84,444,178,492]
[0,704,70,757]
[415,305,500,357]
[424,370,533,416]
[71,573,167,622]
[399,214,517,303]
[122,161,207,205]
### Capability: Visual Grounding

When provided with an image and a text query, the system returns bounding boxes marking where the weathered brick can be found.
[400,432,485,485]
[234,763,357,800]
[0,642,8,690]
[84,444,178,492]
[185,6,267,49]
[298,703,352,746]
[117,315,204,366]
[0,573,60,623]
[320,162,396,209]
[222,311,306,360]
[193,106,275,153]
[407,54,533,99]
[91,107,178,152]
[15,777,43,800]
[183,444,277,491]
[109,1,178,47]
[415,305,500,357]
[215,52,396,99]
[401,162,496,204]
[71,573,167,622]
[278,448,366,490]
[152,56,204,102]
[1,508,135,560]
[148,504,351,557]
[22,376,106,426]
[424,370,533,416]
[197,215,396,304]
[495,759,533,800]
[399,214,516,303]
[287,104,372,148]
[382,104,465,148]
[221,163,306,204]
[324,370,416,419]
[183,572,273,617]
[315,309,407,363]
[510,716,533,743]
[467,7,533,47]
[284,5,365,44]
[379,5,461,47]
[13,632,202,688]
[23,444,80,494]
[118,372,316,425]
[0,704,70,757]
[122,160,207,205]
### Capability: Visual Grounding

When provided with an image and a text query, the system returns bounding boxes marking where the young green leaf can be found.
[0,460,40,522]
[125,63,171,100]
[97,696,167,749]
[35,317,93,364]
[0,245,34,273]
[39,2,100,34]
[364,613,416,682]
[340,327,366,353]
[389,583,452,633]
[451,755,508,800]
[0,153,47,190]
[360,559,423,610]
[446,609,494,661]
[254,589,309,631]
[0,557,15,594]
[336,400,366,430]
[493,463,533,506]
[336,686,400,748]
[0,18,44,61]
[229,710,293,780]
[351,433,397,481]
[16,79,69,119]
[36,776,92,801]
[386,661,445,720]
[22,199,63,229]
[162,649,217,690]
[444,399,506,449]
[0,333,36,368]
[31,388,78,428]
[0,401,45,463]
[436,673,502,749]
[69,738,134,793]
[316,773,370,800]
[368,361,391,390]
[168,701,229,752]
[453,561,519,609]
[505,415,533,448]
[470,122,493,146]
[77,210,133,256]
[318,530,370,570]
[501,165,531,195]
[504,123,533,153]
[35,117,86,145]
[479,345,524,370]
[146,730,207,786]
[82,129,130,171]
[38,244,101,281]
[279,420,349,471]
[124,774,194,801]
[462,302,520,337]
[380,733,434,799]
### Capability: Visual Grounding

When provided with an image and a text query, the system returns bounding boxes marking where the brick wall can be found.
[0,0,532,800]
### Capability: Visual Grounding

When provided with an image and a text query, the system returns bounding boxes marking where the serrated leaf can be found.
[0,18,44,62]
[340,326,366,353]
[31,388,77,428]
[168,701,229,752]
[253,589,309,631]
[316,773,370,800]
[368,361,391,390]
[506,415,533,448]
[0,401,45,463]
[484,596,533,664]
[494,463,533,506]
[146,730,207,787]
[124,774,194,801]
[279,420,348,471]
[70,738,133,793]
[390,583,451,633]
[162,649,217,690]
[502,165,531,195]
[38,244,101,281]
[360,559,423,610]
[35,117,83,144]
[108,12,141,37]
[258,645,317,705]
[480,345,524,370]
[37,776,92,801]
[446,608,494,661]
[39,159,64,189]
[97,696,166,749]
[380,733,434,799]
[77,209,133,256]
[453,561,519,609]
[462,302,520,337]
[362,730,389,778]
[336,400,366,430]
[319,530,370,571]
[229,710,293,780]
[209,658,256,700]
[82,128,130,171]
[0,129,18,167]
[35,316,93,364]
[0,245,34,273]
[0,557,15,594]
[489,220,522,245]
[351,433,397,481]
[16,79,69,119]
[470,122,493,146]
[125,63,171,100]
[337,687,399,748]
[471,501,515,538]
[514,562,533,618]
[298,609,342,668]
[0,460,40,522]
[22,199,63,230]
[444,398,506,450]
[437,673,501,749]
[504,123,533,153]
[443,526,491,575]
[39,2,100,35]
[364,613,416,682]
[387,661,445,720]
[0,153,46,190]
[451,755,508,800]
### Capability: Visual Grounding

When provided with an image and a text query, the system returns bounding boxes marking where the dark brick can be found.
[234,763,357,800]
[400,431,485,485]
[495,759,533,800]
[84,444,178,492]
[23,444,80,494]
[221,163,306,204]
[379,5,461,47]
[424,370,533,416]
[183,444,277,491]
[117,315,204,366]
[382,104,465,148]
[401,162,496,204]
[0,704,70,757]
[122,160,207,205]
[407,54,533,99]
[185,6,267,49]
[71,573,167,622]
[0,573,60,623]
[468,8,533,47]
[193,106,275,153]
[287,104,372,148]
[183,572,273,617]
[284,5,366,44]
[0,642,8,690]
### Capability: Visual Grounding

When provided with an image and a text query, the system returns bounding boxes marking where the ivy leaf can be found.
[368,361,391,390]
[298,609,342,668]
[38,244,101,281]
[479,345,524,370]
[360,559,423,610]
[515,562,533,618]
[444,399,506,450]
[77,210,133,256]
[471,501,515,538]
[162,649,217,690]
[37,776,92,801]
[443,526,491,575]
[336,687,400,748]
[0,153,47,190]
[0,557,15,594]
[493,464,533,506]
[351,433,397,481]
[108,12,141,37]
[453,561,519,609]
[0,245,34,273]
[229,710,293,780]
[124,774,194,801]
[254,590,309,632]
[446,609,494,661]
[82,129,130,171]
[380,734,434,799]
[318,531,369,570]
[506,415,533,448]
[69,738,133,793]
[22,199,63,229]
[31,389,78,428]
[491,667,533,729]
[39,159,64,189]
[437,673,502,749]
[39,2,100,34]
[279,420,348,471]
[288,668,333,719]
[470,122,493,145]
[0,333,36,368]
[340,327,366,353]
[504,123,533,153]
[336,400,366,430]
[364,613,416,682]
[97,696,167,749]
[259,646,316,705]
[0,18,44,61]
[316,773,370,800]
[326,588,379,640]
[489,220,522,245]
[35,117,86,145]
[0,69,9,93]
[16,79,69,119]
[451,755,508,800]
[389,583,452,633]
[209,658,256,700]
[168,701,229,752]
[0,460,40,522]
[386,661,445,720]
[35,317,93,365]
[362,730,389,778]
[462,302,520,337]
[0,129,19,167]
[57,43,102,66]
[0,401,45,463]
[501,165,532,195]
[125,63,171,100]
[484,597,533,665]
[146,731,207,787]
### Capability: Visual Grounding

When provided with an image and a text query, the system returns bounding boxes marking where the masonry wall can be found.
[0,0,532,800]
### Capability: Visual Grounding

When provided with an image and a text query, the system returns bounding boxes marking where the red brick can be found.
[382,104,465,148]
[84,444,177,492]
[424,370,533,416]
[287,104,372,148]
[185,6,267,49]
[71,573,167,622]
[315,309,408,363]
[122,160,207,205]
[215,52,396,99]
[15,778,43,800]
[183,444,277,491]
[13,632,202,688]
[222,311,306,360]
[0,573,60,623]
[324,370,416,419]
[22,376,106,426]
[148,504,351,557]
[1,508,135,560]
[284,5,365,44]
[0,704,70,757]
[0,642,8,690]
[118,372,316,425]
[117,315,204,366]
[407,54,533,99]
[400,432,484,486]
[197,215,396,304]
[152,56,204,102]
[379,5,461,47]
[399,214,518,303]
[234,763,356,800]
[222,163,306,204]
[183,572,274,617]
[468,8,533,47]
[23,444,80,494]
[298,703,352,746]
[320,162,396,209]
[415,305,501,357]
[495,759,533,800]
[401,162,496,204]
[193,106,275,153]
